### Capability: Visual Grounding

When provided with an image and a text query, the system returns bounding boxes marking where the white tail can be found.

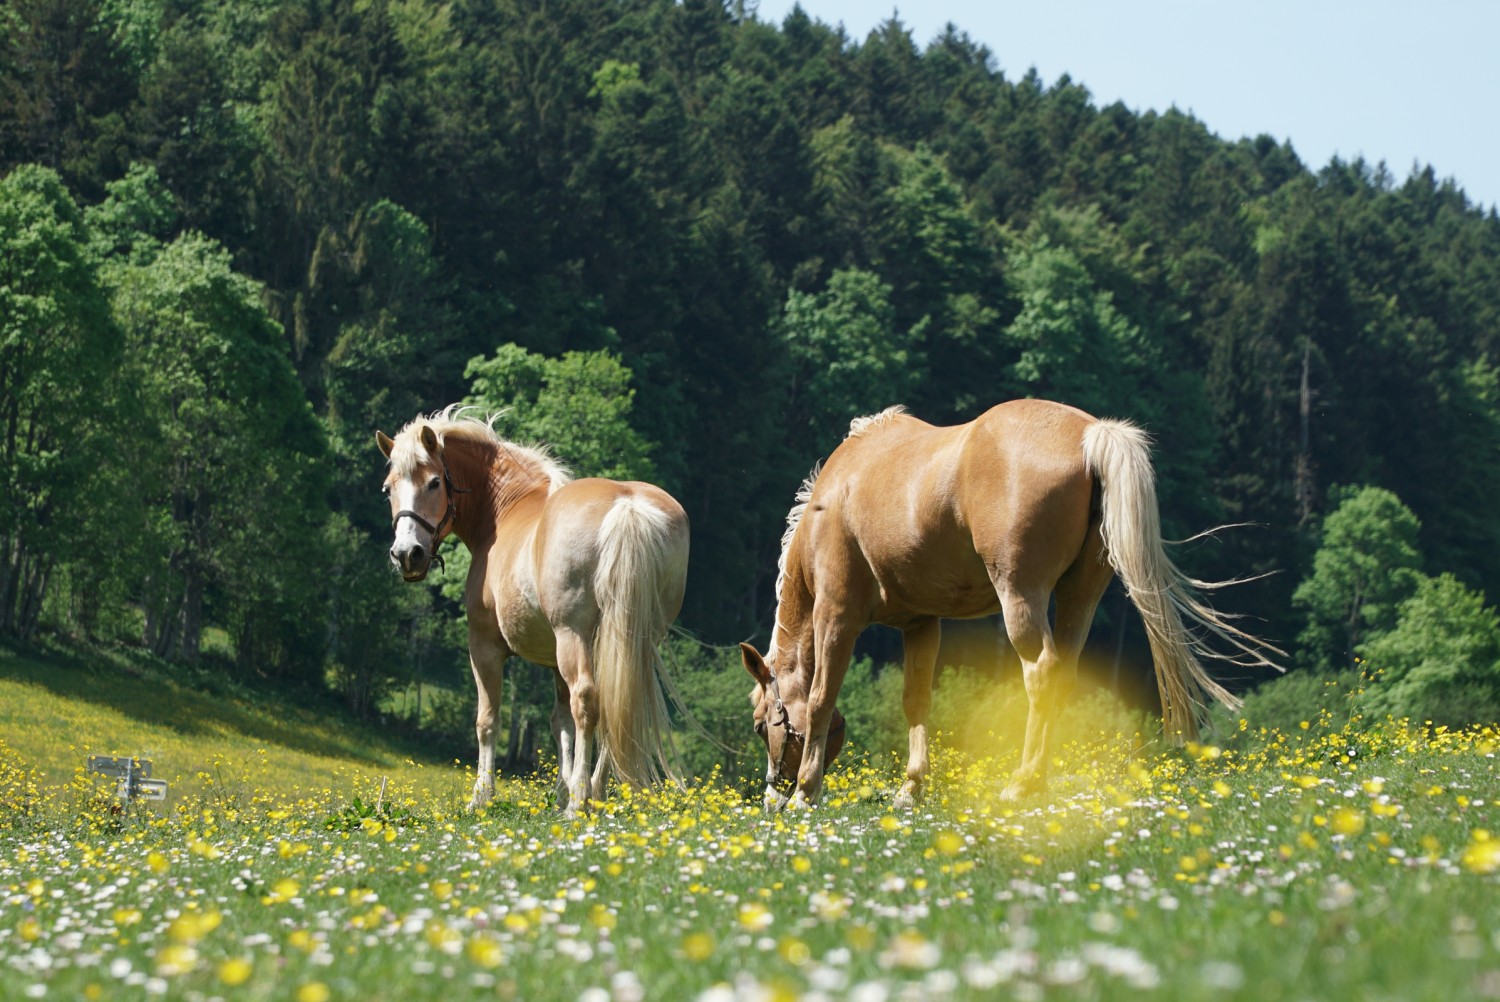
[1083,420,1281,740]
[592,495,685,789]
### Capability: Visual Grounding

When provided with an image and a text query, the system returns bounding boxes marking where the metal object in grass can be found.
[86,755,168,802]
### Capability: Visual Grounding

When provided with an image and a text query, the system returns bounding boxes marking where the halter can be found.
[768,669,804,792]
[391,455,470,572]
[762,672,846,798]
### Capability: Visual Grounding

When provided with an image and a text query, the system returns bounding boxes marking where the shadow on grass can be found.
[0,637,441,767]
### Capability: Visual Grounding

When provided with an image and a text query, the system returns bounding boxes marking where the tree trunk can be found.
[181,565,204,664]
[1295,341,1316,525]
[503,672,524,772]
[17,554,51,640]
[0,536,17,635]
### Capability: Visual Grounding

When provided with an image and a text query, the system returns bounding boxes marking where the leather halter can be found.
[391,456,470,570]
[762,671,845,796]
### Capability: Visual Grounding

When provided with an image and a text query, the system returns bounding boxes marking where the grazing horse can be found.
[741,399,1277,812]
[377,408,689,816]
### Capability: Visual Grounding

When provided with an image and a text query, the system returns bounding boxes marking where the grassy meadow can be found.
[2,643,1499,1001]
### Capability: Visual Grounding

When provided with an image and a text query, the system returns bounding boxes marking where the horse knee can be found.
[570,679,598,728]
[1022,651,1075,709]
[476,714,497,745]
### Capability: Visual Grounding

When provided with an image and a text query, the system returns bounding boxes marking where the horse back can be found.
[800,399,1099,621]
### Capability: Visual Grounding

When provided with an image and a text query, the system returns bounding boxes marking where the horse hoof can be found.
[787,791,815,811]
[892,788,918,811]
[998,779,1042,803]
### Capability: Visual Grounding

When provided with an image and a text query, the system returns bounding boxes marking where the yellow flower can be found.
[1462,831,1500,874]
[681,932,715,961]
[933,830,964,856]
[155,944,198,976]
[168,909,221,944]
[218,958,253,986]
[778,936,811,966]
[297,983,331,1002]
[1330,807,1365,838]
[737,902,773,932]
[467,935,504,968]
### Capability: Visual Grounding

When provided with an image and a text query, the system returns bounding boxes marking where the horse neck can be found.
[444,438,550,548]
[769,566,816,693]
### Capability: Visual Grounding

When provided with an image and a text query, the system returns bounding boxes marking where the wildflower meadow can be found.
[2,654,1498,1002]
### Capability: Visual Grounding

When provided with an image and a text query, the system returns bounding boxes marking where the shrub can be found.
[1358,573,1500,727]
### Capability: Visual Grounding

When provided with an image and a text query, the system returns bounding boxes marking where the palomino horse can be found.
[741,399,1277,812]
[377,407,689,816]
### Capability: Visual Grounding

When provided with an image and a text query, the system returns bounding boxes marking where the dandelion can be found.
[467,935,504,968]
[933,830,964,856]
[1331,807,1365,838]
[1461,831,1500,875]
[737,903,773,932]
[681,932,715,961]
[218,958,253,986]
[296,982,331,1002]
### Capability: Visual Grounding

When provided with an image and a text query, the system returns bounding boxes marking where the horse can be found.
[740,398,1278,812]
[376,407,689,817]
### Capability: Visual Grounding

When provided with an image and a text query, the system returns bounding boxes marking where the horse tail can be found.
[591,493,688,790]
[1083,419,1280,741]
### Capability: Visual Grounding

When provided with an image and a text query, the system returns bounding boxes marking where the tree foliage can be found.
[1359,574,1500,728]
[4,0,1500,747]
[1293,486,1424,669]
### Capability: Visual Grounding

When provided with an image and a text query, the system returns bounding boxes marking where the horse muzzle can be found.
[390,542,431,581]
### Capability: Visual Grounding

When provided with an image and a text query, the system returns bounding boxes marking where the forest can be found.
[4,0,1500,759]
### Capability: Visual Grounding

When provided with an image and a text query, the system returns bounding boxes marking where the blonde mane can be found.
[389,405,572,493]
[845,404,908,440]
[765,406,912,660]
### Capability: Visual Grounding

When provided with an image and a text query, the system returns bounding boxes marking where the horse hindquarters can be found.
[590,493,689,790]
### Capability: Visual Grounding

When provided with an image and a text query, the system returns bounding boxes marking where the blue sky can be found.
[753,0,1500,212]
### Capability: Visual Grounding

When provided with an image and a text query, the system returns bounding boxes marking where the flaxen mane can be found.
[767,406,907,660]
[389,405,572,493]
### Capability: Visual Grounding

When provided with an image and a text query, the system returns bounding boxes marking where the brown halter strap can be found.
[391,457,471,570]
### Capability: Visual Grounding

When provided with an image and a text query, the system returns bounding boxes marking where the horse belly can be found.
[497,600,557,667]
[871,532,997,623]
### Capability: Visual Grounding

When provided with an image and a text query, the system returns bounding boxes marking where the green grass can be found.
[2,641,1498,1001]
[0,639,463,802]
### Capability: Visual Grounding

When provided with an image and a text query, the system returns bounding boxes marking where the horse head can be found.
[740,642,845,812]
[376,424,464,582]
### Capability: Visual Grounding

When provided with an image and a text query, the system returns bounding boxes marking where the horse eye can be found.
[380,484,390,497]
[427,476,441,491]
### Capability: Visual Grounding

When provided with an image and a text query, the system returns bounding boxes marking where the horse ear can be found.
[419,425,440,456]
[375,431,395,458]
[740,642,772,686]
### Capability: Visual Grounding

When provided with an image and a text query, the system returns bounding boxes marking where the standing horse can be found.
[377,407,689,816]
[741,399,1277,812]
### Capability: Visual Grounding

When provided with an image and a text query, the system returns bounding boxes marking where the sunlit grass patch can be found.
[2,642,1498,1000]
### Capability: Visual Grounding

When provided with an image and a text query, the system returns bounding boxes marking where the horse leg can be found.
[791,604,860,809]
[468,629,507,811]
[997,587,1068,802]
[550,671,574,812]
[893,618,941,810]
[556,628,599,819]
[589,744,611,802]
